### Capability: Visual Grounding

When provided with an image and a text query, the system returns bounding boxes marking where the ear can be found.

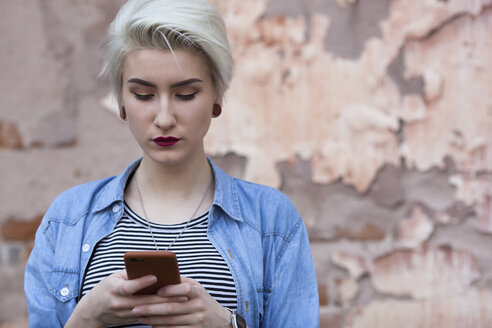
[212,103,222,118]
[120,106,127,120]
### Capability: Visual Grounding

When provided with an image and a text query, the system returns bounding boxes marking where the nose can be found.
[153,97,176,130]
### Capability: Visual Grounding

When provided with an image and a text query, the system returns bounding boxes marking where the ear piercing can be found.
[212,103,222,117]
[120,106,127,120]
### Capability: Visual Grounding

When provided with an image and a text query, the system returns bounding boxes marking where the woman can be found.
[24,0,319,327]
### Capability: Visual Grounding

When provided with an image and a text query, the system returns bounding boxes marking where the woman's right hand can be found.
[65,269,175,327]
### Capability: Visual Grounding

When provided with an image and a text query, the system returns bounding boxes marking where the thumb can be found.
[120,272,157,295]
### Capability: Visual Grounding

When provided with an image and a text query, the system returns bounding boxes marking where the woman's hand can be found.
[133,277,231,328]
[65,270,182,327]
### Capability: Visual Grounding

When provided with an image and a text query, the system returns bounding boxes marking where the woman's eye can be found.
[131,92,154,101]
[176,91,199,101]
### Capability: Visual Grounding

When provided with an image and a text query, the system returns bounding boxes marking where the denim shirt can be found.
[25,158,319,327]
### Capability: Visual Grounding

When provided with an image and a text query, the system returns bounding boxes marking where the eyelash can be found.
[132,92,153,101]
[131,91,199,101]
[176,91,199,101]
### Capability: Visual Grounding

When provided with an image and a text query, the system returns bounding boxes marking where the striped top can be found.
[80,203,237,327]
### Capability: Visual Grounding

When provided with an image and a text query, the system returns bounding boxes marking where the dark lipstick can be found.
[153,136,180,147]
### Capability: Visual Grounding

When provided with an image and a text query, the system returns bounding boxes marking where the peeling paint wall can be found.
[1,0,491,327]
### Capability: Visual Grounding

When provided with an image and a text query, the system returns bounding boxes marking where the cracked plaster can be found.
[371,245,481,299]
[347,289,492,328]
[99,0,492,194]
[397,205,434,248]
[331,251,368,280]
[207,0,492,192]
[2,0,492,325]
[265,0,390,59]
[401,7,492,172]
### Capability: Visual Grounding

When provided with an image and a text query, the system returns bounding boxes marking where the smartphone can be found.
[124,251,181,295]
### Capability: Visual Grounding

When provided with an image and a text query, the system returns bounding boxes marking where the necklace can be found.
[134,172,213,251]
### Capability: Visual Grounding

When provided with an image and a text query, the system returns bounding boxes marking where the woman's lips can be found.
[153,136,180,147]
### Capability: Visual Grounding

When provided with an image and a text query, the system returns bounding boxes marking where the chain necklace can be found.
[134,172,213,251]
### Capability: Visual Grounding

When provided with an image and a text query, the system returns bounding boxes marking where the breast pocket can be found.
[49,268,80,302]
[49,267,80,324]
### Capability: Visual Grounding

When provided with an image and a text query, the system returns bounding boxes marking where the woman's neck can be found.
[124,153,215,224]
[135,154,213,200]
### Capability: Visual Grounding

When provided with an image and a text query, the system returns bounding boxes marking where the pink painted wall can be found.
[1,0,491,327]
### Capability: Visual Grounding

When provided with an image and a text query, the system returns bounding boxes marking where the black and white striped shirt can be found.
[80,203,237,326]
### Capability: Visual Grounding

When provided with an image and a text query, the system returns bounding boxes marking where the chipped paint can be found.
[2,0,492,325]
[450,175,492,233]
[0,121,23,149]
[209,0,492,190]
[100,0,492,193]
[336,278,359,307]
[205,5,402,189]
[434,212,461,225]
[401,8,492,172]
[398,206,434,248]
[372,246,481,298]
[347,289,492,328]
[331,251,368,279]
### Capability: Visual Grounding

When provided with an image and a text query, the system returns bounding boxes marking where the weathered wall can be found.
[1,0,491,327]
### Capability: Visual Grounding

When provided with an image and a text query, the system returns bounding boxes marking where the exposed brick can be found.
[1,214,42,242]
[335,222,386,241]
[319,282,330,306]
[0,0,491,326]
[24,240,35,262]
[0,121,23,149]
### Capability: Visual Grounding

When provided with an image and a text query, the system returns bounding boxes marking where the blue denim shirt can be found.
[25,158,319,327]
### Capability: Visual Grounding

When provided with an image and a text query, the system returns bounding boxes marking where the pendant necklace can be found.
[134,172,213,251]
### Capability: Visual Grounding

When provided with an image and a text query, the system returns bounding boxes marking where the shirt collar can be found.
[208,157,244,223]
[94,157,244,222]
[93,158,141,213]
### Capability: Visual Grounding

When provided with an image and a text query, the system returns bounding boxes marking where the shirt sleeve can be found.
[262,217,320,327]
[24,218,63,327]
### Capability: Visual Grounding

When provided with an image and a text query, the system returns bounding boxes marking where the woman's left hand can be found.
[132,277,231,327]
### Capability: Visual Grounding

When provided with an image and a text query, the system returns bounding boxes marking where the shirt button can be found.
[112,204,120,213]
[82,244,90,253]
[60,287,69,297]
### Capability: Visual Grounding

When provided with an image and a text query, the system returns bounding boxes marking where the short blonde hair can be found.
[100,0,234,109]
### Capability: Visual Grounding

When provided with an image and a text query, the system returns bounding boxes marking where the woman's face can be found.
[121,48,219,167]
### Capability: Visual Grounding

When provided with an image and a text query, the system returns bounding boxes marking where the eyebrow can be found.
[127,78,203,88]
[170,78,203,88]
[127,78,156,88]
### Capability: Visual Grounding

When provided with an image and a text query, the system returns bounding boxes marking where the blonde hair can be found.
[100,0,234,109]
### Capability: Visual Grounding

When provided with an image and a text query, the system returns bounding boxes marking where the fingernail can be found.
[148,275,157,283]
[132,307,141,314]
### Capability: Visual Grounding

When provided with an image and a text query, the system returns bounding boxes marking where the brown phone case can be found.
[124,251,181,295]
